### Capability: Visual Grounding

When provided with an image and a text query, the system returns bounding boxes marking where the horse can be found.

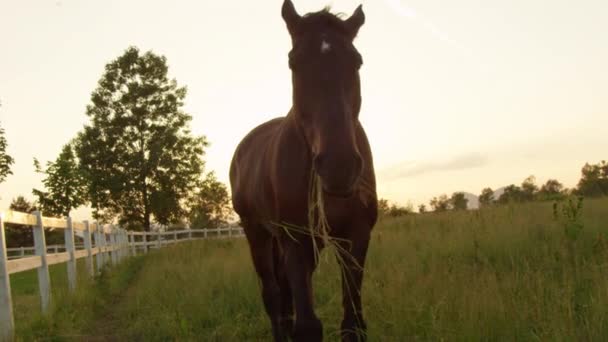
[229,1,377,341]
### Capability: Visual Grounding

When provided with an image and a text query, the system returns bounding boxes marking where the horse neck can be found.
[274,110,313,181]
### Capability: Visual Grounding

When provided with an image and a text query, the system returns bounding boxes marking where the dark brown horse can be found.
[229,1,377,341]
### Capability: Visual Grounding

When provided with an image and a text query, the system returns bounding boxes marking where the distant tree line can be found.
[377,199,414,218]
[429,159,608,213]
[1,47,233,248]
[378,159,607,217]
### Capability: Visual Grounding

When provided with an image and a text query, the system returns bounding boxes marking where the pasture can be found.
[11,197,608,341]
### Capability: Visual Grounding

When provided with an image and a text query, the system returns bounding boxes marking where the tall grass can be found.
[11,197,608,341]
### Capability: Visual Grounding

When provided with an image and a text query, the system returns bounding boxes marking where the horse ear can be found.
[345,4,365,39]
[282,0,301,35]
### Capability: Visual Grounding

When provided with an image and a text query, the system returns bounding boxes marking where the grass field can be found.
[11,197,608,341]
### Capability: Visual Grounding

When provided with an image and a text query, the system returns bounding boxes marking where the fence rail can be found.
[0,209,243,341]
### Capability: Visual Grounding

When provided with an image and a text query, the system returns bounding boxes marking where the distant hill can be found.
[462,192,479,209]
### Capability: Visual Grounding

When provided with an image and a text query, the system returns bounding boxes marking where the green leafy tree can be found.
[189,172,232,228]
[376,198,412,217]
[521,175,538,201]
[4,196,37,248]
[498,184,525,204]
[418,204,427,214]
[387,202,413,217]
[0,119,14,184]
[576,160,608,197]
[430,194,450,212]
[538,179,566,201]
[377,198,390,217]
[75,46,208,230]
[32,143,88,217]
[4,196,64,247]
[450,192,468,210]
[478,187,494,207]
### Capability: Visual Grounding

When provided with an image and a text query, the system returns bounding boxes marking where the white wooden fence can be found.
[0,210,243,341]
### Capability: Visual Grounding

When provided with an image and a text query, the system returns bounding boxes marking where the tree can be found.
[4,196,37,248]
[32,143,88,217]
[430,194,450,212]
[75,46,208,230]
[387,202,413,217]
[497,184,525,204]
[576,160,608,197]
[450,192,468,210]
[189,172,232,228]
[521,175,538,201]
[376,198,412,217]
[538,179,565,200]
[478,187,494,207]
[0,118,14,184]
[377,198,390,217]
[418,204,427,214]
[5,196,63,247]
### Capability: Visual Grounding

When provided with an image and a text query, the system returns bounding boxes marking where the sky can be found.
[0,0,606,219]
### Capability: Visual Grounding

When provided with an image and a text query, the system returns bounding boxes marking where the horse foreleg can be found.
[284,239,323,342]
[244,227,287,342]
[273,238,294,336]
[336,227,371,342]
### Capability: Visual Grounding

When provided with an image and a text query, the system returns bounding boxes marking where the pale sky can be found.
[0,0,606,219]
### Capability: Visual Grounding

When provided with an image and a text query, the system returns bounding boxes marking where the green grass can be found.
[11,197,608,341]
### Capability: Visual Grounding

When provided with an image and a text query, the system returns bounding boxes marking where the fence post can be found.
[65,217,77,292]
[94,224,103,274]
[110,226,118,266]
[83,221,94,278]
[118,230,124,261]
[228,227,232,238]
[0,213,15,341]
[20,246,24,257]
[204,228,208,239]
[32,211,51,313]
[188,230,192,240]
[157,231,161,249]
[102,226,109,265]
[124,231,128,258]
[128,232,134,256]
[143,233,148,254]
[121,230,127,260]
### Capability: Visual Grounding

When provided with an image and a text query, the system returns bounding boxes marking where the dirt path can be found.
[82,257,147,341]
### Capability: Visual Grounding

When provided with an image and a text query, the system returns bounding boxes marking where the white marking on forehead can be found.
[321,40,331,53]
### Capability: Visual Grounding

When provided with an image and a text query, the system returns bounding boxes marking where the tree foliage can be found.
[450,192,468,211]
[189,172,232,228]
[4,196,63,247]
[0,119,14,184]
[576,160,608,197]
[32,143,88,217]
[418,204,427,214]
[75,46,208,230]
[538,179,566,201]
[479,187,494,207]
[377,198,413,217]
[4,196,37,248]
[430,194,450,212]
[497,184,525,204]
[521,175,538,201]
